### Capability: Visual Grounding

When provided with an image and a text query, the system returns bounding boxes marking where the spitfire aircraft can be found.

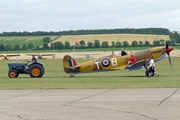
[63,41,173,77]
[0,54,20,61]
[26,53,55,60]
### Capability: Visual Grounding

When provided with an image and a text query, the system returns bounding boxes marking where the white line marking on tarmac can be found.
[0,106,13,108]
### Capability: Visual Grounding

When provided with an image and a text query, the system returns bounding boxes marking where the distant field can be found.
[0,34,170,48]
[0,58,179,89]
[0,36,58,48]
[49,34,170,46]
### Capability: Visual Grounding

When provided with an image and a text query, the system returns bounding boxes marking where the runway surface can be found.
[0,88,180,120]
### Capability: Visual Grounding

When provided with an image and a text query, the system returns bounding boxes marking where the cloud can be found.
[0,0,180,32]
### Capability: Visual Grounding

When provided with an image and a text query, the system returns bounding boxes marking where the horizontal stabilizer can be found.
[67,66,81,70]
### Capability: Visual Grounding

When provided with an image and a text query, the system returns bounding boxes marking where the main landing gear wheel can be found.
[8,70,18,78]
[70,74,76,77]
[145,70,154,77]
[29,64,44,78]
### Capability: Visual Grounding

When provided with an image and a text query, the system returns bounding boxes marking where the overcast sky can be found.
[0,0,180,32]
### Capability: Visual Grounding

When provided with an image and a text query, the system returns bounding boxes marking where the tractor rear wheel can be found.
[29,64,44,78]
[8,70,18,78]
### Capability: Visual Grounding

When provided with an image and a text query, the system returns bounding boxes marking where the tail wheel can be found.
[70,74,76,77]
[29,64,44,78]
[8,70,18,78]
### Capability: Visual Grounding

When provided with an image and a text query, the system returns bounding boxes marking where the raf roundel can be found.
[101,58,111,67]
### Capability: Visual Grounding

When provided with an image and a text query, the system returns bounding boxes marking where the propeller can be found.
[165,40,173,67]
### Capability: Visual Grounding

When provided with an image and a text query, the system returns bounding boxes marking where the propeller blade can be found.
[167,53,172,67]
[166,40,169,49]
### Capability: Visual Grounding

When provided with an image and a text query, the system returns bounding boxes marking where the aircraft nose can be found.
[166,47,173,53]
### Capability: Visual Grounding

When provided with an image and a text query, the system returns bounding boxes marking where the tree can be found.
[169,31,180,43]
[101,41,109,48]
[43,42,49,49]
[139,41,143,47]
[55,41,64,49]
[159,39,165,45]
[111,41,115,47]
[115,41,121,47]
[79,40,86,47]
[87,42,93,48]
[94,40,100,48]
[167,40,175,45]
[42,37,51,43]
[145,40,150,46]
[153,40,160,46]
[36,46,39,50]
[22,43,27,50]
[5,44,12,50]
[122,41,129,47]
[131,40,138,47]
[14,44,20,50]
[0,44,5,51]
[28,42,34,49]
[64,41,71,49]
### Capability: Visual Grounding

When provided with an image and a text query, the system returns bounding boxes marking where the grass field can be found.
[0,57,179,90]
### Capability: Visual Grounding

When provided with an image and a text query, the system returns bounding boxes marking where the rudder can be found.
[63,55,79,74]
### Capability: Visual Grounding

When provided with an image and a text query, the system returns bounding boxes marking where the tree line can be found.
[1,28,180,43]
[0,28,170,36]
[0,38,175,51]
[48,39,175,50]
[0,42,34,51]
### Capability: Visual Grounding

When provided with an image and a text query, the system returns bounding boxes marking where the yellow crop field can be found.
[49,34,170,46]
[0,36,58,47]
[0,36,57,41]
[0,34,170,47]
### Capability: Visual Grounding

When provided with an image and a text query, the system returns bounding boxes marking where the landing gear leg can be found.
[144,65,148,71]
[144,65,149,77]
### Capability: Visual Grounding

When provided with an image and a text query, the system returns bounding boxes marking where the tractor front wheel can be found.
[8,70,18,78]
[29,64,44,78]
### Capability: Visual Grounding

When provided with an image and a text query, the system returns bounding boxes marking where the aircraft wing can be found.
[74,54,87,55]
[41,54,55,56]
[88,53,102,55]
[26,54,40,56]
[75,53,102,55]
[131,60,149,67]
[126,60,149,71]
[0,55,20,57]
[26,54,55,56]
[7,55,20,57]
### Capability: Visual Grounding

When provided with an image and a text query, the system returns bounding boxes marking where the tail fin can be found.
[63,55,77,67]
[63,55,80,74]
